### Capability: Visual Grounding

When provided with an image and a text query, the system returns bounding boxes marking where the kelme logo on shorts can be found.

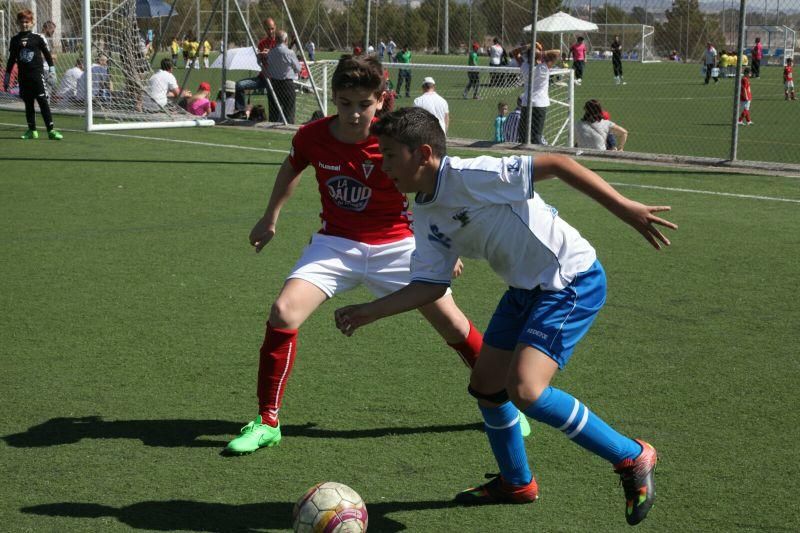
[326,176,372,211]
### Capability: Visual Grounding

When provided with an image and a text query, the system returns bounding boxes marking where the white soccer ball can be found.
[293,481,368,532]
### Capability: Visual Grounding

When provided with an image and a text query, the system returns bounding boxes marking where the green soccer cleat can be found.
[20,129,39,140]
[224,417,281,455]
[48,130,63,140]
[518,412,531,438]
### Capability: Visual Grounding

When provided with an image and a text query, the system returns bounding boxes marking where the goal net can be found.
[0,0,212,131]
[585,24,659,63]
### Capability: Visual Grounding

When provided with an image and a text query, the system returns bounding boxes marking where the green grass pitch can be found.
[1,110,799,531]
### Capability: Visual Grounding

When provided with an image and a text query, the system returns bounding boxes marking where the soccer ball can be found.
[293,481,368,532]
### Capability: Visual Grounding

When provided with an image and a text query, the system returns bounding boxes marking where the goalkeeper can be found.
[3,9,62,140]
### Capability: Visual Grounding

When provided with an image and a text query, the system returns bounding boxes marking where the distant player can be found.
[170,38,179,66]
[189,38,200,69]
[181,36,191,68]
[202,39,212,68]
[738,67,753,125]
[610,35,625,85]
[335,106,677,526]
[570,36,586,85]
[3,10,63,140]
[223,55,529,455]
[784,58,795,101]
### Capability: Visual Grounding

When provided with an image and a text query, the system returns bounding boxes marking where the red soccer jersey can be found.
[740,77,752,101]
[288,116,413,245]
[785,66,793,82]
[257,36,277,52]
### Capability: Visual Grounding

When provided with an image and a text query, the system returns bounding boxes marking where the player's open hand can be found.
[334,304,375,337]
[452,258,464,278]
[619,200,677,250]
[249,217,276,252]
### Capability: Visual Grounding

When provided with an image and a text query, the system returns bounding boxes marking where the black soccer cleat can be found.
[614,439,658,525]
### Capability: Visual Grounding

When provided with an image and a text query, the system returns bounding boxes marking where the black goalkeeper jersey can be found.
[6,31,53,82]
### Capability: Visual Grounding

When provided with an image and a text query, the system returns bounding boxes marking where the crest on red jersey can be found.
[362,159,375,179]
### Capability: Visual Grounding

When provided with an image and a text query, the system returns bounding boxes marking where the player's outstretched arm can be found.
[533,154,678,250]
[250,157,303,252]
[335,282,448,336]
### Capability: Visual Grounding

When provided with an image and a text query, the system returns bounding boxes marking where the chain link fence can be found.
[280,0,799,166]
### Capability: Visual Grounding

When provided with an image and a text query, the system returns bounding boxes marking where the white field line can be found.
[0,122,289,154]
[2,121,798,204]
[608,182,800,204]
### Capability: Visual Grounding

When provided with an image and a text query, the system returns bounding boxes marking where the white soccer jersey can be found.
[410,155,597,291]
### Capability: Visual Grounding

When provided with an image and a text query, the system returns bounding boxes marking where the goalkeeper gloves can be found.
[48,66,57,85]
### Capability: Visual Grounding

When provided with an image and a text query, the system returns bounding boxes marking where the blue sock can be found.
[523,386,642,465]
[479,402,532,485]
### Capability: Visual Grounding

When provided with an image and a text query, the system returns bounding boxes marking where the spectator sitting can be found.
[211,80,236,119]
[57,58,84,101]
[145,58,181,109]
[76,54,113,102]
[575,99,628,151]
[187,81,213,117]
[502,96,523,143]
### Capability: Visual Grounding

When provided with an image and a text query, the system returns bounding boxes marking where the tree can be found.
[655,0,724,60]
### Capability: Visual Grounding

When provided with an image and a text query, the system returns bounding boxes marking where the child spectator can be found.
[502,97,523,143]
[187,81,213,117]
[738,67,753,125]
[784,58,795,101]
[494,101,508,142]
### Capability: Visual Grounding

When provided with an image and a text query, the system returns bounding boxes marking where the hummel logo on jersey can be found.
[362,160,375,179]
[428,224,452,249]
[452,208,470,227]
[319,161,341,171]
[506,158,521,174]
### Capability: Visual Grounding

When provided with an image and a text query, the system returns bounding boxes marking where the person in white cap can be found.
[413,76,449,134]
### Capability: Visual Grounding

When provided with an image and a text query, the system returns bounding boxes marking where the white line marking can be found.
[609,182,800,204]
[0,121,290,154]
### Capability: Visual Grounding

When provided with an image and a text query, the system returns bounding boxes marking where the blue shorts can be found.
[483,260,606,369]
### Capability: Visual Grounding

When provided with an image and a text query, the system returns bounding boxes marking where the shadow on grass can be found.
[0,156,282,166]
[22,498,462,532]
[3,417,482,448]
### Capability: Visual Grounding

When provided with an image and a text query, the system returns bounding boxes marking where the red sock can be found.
[745,110,751,122]
[447,320,483,368]
[257,322,298,427]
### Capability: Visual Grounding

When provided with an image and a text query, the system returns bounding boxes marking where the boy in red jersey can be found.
[738,67,753,125]
[225,55,526,454]
[784,58,795,101]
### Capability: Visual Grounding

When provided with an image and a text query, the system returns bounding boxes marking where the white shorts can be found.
[786,81,795,89]
[741,100,751,110]
[288,233,448,298]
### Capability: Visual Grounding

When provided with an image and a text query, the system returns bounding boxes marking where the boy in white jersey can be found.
[335,107,677,525]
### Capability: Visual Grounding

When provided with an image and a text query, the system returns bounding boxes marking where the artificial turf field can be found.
[1,111,799,532]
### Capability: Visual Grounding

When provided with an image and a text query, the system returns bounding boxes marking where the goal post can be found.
[80,0,212,131]
[586,24,659,63]
[0,0,212,130]
[309,61,574,148]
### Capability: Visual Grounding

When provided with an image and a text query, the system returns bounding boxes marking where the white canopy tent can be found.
[524,11,598,60]
[523,12,599,34]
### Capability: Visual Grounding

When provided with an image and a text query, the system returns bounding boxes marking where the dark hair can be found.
[371,107,446,158]
[332,54,385,95]
[743,67,751,76]
[161,58,173,71]
[17,9,33,22]
[582,99,604,123]
[577,36,585,43]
